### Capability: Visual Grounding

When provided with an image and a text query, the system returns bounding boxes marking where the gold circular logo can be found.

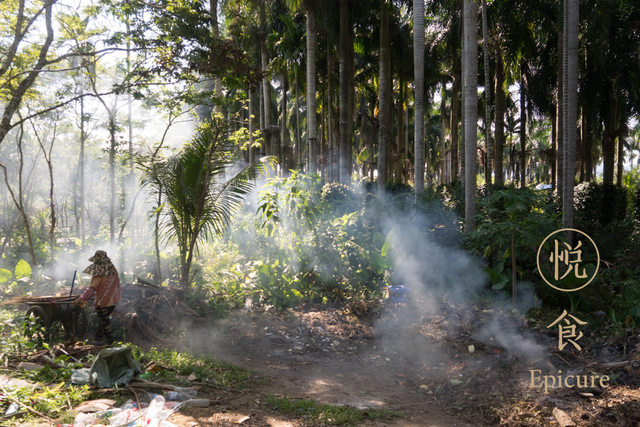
[536,228,600,292]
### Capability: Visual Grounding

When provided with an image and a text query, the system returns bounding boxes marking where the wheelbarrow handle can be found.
[69,270,77,298]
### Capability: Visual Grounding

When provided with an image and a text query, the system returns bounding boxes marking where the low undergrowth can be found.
[265,394,400,426]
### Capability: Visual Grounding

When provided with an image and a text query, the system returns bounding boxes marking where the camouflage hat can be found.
[83,250,118,276]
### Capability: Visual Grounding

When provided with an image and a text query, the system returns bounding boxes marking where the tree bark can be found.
[109,110,116,243]
[563,0,578,229]
[307,8,317,174]
[482,0,492,195]
[520,70,526,189]
[328,38,334,182]
[602,96,617,185]
[451,73,459,183]
[463,0,477,232]
[260,2,270,129]
[494,46,505,187]
[440,85,447,185]
[413,0,425,192]
[339,0,349,184]
[295,69,302,167]
[281,72,288,173]
[378,0,390,196]
[557,28,564,207]
[551,107,557,189]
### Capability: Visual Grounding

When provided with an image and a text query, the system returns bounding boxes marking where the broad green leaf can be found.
[0,269,11,283]
[491,277,509,290]
[381,228,397,257]
[14,259,31,280]
[373,232,385,250]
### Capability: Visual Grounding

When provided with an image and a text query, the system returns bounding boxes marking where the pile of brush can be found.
[115,278,199,345]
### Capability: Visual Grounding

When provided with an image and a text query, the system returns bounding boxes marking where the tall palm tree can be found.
[563,0,578,229]
[307,7,317,174]
[413,0,425,192]
[463,0,478,232]
[378,0,391,196]
[481,0,492,195]
[260,1,271,130]
[338,0,349,184]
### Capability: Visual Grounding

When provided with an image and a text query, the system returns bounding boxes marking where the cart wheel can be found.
[64,306,88,340]
[25,306,51,340]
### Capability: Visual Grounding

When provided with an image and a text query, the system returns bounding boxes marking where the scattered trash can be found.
[237,415,251,424]
[5,402,18,415]
[468,345,475,353]
[183,398,210,407]
[74,399,116,413]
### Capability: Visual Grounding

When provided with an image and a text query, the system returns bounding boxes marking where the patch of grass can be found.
[265,394,400,426]
[129,345,262,389]
[2,382,91,424]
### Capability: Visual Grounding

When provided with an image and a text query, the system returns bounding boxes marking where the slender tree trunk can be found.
[451,73,459,183]
[397,77,404,183]
[404,82,409,183]
[249,89,256,163]
[584,104,593,181]
[494,47,505,187]
[348,26,356,181]
[339,0,349,184]
[482,0,491,195]
[328,39,334,182]
[259,81,265,131]
[460,0,466,191]
[463,0,477,232]
[557,28,564,207]
[551,108,557,189]
[79,94,85,246]
[321,84,326,178]
[413,0,425,192]
[0,124,36,266]
[109,110,116,243]
[440,85,447,184]
[155,188,162,284]
[617,124,624,187]
[307,8,317,174]
[602,93,616,185]
[520,70,526,189]
[211,0,223,116]
[281,73,288,174]
[31,118,58,263]
[260,2,270,130]
[126,22,135,243]
[378,0,390,196]
[295,70,302,167]
[563,0,577,229]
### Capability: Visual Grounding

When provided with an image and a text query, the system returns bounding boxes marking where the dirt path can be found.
[170,305,640,427]
[178,308,478,426]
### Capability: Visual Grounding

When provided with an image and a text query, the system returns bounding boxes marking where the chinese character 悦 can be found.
[549,240,588,281]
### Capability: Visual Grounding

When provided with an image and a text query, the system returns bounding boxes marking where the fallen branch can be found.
[129,377,196,392]
[39,354,65,369]
[0,382,56,423]
[67,345,112,357]
[0,411,26,421]
[585,360,630,369]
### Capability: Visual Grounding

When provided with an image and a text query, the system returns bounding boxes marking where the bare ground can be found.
[165,302,640,426]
